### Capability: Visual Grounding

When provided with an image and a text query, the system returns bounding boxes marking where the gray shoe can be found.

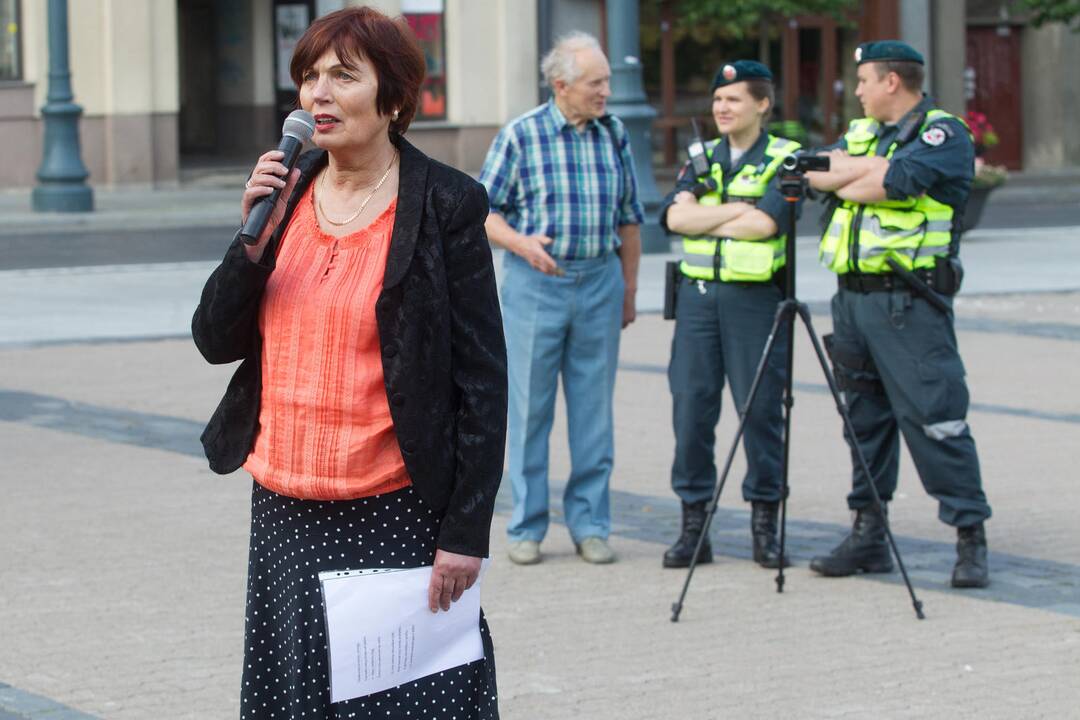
[576,536,616,564]
[508,540,541,565]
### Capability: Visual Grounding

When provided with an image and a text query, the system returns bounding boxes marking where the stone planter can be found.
[960,185,995,233]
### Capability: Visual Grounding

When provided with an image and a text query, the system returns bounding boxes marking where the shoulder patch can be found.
[920,126,948,147]
[932,121,956,137]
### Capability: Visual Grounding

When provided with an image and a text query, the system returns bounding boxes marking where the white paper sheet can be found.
[318,562,488,703]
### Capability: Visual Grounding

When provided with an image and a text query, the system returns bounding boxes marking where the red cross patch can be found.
[921,127,947,146]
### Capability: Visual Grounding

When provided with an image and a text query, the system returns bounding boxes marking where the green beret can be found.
[854,41,924,65]
[711,60,773,91]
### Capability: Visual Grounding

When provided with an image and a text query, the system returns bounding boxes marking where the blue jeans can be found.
[500,251,624,543]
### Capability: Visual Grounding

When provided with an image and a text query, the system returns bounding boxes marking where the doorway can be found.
[178,0,219,154]
[966,25,1023,170]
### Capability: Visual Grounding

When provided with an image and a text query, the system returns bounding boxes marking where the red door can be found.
[965,26,1023,169]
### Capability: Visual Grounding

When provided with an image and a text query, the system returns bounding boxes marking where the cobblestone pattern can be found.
[1,296,1078,718]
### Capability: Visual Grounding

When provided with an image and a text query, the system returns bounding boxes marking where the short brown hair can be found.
[290,7,426,136]
[744,78,775,121]
[872,60,924,93]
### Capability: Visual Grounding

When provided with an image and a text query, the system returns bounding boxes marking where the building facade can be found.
[967,0,1080,171]
[2,0,179,188]
[1,0,1076,190]
[0,0,553,189]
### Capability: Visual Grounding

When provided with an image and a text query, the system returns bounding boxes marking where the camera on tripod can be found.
[781,153,830,174]
[779,153,829,200]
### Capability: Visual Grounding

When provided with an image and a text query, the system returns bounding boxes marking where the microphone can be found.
[240,110,316,245]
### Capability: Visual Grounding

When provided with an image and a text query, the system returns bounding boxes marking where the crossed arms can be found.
[806,149,890,203]
[666,148,891,239]
[665,194,779,240]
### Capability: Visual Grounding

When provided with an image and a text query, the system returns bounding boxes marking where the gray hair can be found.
[541,31,603,87]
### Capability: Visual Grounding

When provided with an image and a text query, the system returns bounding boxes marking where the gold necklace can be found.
[318,152,397,227]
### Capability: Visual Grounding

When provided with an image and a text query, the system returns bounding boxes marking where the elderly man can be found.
[479,32,643,566]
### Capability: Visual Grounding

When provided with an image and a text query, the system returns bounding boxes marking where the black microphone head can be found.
[690,176,719,198]
[283,110,316,143]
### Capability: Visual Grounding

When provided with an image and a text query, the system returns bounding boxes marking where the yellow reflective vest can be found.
[819,109,971,275]
[679,134,801,283]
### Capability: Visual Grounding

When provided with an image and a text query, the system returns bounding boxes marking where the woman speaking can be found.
[192,7,505,718]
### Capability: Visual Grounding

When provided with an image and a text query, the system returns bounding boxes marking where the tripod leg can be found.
[775,302,797,594]
[777,483,789,592]
[671,300,799,622]
[794,303,926,620]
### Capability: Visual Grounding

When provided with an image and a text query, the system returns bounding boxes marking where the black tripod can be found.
[669,157,925,622]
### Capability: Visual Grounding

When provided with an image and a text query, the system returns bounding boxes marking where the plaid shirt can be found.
[479,100,644,259]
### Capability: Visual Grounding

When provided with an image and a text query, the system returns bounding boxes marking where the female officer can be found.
[660,60,799,570]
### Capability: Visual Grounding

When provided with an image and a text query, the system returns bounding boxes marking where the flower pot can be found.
[960,186,993,233]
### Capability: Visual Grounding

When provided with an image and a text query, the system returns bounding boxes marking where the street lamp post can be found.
[605,0,665,253]
[33,0,93,213]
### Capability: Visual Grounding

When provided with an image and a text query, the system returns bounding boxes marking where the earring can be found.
[392,109,400,121]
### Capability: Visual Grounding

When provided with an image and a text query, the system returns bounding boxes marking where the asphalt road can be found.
[1,197,1077,273]
[0,226,237,271]
[975,200,1080,229]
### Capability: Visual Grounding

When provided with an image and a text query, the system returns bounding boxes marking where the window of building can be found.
[0,0,21,81]
[403,0,445,121]
[275,3,311,92]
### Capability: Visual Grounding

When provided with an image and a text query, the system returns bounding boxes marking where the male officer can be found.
[806,41,991,588]
[660,61,799,569]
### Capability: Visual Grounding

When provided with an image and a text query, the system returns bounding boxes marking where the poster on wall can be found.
[403,0,445,120]
[315,0,345,17]
[276,4,310,91]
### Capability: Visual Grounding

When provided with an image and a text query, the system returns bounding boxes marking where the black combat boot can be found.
[951,522,989,588]
[663,501,713,568]
[809,506,894,576]
[751,501,791,568]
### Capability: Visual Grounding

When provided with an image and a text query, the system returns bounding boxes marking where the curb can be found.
[0,683,101,720]
[988,186,1080,205]
[0,207,239,237]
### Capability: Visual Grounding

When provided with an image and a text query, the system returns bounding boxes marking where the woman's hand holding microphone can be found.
[241,150,301,261]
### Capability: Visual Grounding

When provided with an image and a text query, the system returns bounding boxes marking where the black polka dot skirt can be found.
[240,481,499,719]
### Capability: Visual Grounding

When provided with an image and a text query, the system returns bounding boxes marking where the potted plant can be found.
[960,110,1008,232]
[967,110,999,157]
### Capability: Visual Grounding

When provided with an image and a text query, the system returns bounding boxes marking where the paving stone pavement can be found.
[1,290,1079,718]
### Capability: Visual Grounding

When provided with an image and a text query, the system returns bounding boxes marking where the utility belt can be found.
[683,271,783,289]
[837,256,962,297]
[663,262,784,320]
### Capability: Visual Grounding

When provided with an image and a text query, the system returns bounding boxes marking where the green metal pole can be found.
[33,0,93,212]
[605,0,665,253]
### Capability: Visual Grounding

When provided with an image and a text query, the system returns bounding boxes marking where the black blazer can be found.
[192,137,507,558]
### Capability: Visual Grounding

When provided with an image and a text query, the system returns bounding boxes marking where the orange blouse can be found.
[243,183,410,500]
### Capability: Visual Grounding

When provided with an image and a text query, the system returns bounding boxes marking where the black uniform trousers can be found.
[669,277,788,505]
[829,287,992,528]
